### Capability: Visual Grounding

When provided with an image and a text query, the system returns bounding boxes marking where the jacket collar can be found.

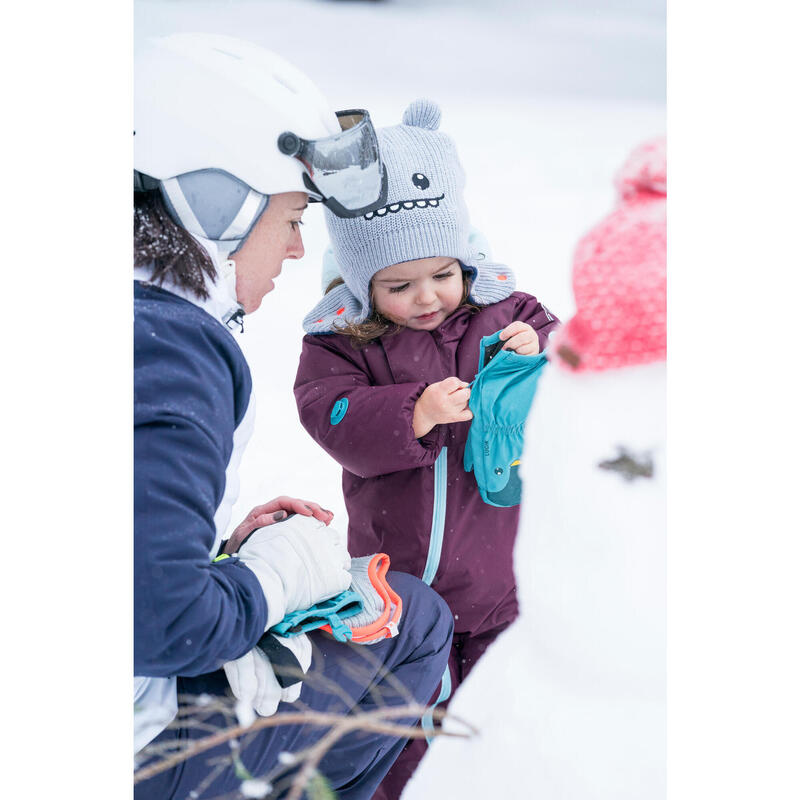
[377,304,478,384]
[133,233,244,329]
[430,303,476,345]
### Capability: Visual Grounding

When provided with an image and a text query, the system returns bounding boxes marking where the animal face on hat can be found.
[363,170,443,220]
[361,100,462,229]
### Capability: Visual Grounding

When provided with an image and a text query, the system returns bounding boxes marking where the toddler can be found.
[294,99,559,798]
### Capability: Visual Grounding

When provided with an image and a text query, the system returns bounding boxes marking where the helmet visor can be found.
[277,109,387,218]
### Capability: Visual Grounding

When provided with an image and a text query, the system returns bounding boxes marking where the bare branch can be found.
[134,703,476,788]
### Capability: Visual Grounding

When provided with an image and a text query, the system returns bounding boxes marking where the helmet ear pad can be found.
[158,168,269,256]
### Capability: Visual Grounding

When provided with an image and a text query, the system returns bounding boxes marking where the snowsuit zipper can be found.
[421,446,448,586]
[420,444,452,743]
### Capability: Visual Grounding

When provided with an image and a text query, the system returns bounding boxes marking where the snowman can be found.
[403,139,667,799]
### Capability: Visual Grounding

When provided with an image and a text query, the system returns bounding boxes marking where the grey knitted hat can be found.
[303,99,515,334]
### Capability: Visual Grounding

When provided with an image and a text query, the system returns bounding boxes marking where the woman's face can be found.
[233,191,308,313]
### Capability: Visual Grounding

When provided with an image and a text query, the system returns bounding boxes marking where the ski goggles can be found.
[277,109,388,218]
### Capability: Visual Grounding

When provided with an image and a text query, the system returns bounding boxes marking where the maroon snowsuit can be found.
[294,291,559,797]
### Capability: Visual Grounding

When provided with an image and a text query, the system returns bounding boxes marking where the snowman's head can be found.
[552,138,667,374]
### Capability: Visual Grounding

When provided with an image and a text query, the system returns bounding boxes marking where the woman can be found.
[134,33,453,799]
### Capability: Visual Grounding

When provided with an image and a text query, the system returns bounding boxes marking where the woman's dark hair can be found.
[327,269,479,348]
[134,190,217,300]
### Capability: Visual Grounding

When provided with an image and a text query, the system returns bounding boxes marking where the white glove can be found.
[236,515,352,630]
[224,633,313,717]
[273,633,312,703]
[224,648,282,718]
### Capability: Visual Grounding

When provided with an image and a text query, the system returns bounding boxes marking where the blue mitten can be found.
[270,590,364,641]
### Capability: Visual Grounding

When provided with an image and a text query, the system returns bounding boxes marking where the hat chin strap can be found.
[219,258,239,304]
[182,232,245,329]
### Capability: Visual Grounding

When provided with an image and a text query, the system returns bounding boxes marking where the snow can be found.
[239,778,273,798]
[136,0,664,531]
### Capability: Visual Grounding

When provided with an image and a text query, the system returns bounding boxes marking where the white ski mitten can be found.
[224,648,281,717]
[272,633,313,703]
[234,515,352,630]
[224,633,313,716]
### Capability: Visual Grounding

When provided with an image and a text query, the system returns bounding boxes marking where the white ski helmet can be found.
[135,33,387,254]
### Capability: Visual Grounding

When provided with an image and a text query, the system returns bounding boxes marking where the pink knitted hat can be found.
[553,138,666,372]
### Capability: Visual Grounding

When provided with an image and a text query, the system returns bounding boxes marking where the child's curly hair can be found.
[327,269,479,347]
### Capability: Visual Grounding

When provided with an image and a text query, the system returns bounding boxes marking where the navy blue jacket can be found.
[134,282,266,677]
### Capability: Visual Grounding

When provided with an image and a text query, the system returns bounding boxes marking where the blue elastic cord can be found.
[421,665,453,744]
[324,614,354,642]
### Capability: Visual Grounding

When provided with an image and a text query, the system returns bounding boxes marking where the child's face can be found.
[372,256,464,331]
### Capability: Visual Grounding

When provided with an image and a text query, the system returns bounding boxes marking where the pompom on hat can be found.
[303,99,515,334]
[552,138,666,372]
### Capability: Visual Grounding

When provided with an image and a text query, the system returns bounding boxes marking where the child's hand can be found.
[499,321,540,355]
[412,377,473,438]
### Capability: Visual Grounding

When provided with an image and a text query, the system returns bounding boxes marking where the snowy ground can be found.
[135,0,665,545]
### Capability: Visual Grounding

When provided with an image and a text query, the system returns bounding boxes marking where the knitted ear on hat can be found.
[402,97,442,129]
[553,138,666,372]
[303,99,515,334]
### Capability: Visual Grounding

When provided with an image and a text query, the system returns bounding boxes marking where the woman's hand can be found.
[225,497,334,554]
[499,321,540,355]
[412,377,473,438]
[228,515,352,628]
